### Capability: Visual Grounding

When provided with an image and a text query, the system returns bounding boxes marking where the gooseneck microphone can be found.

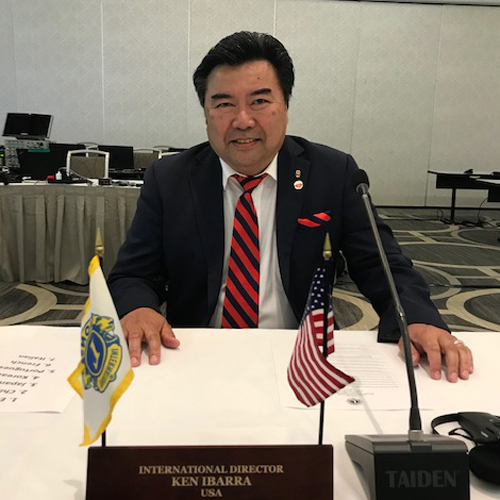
[354,169,422,435]
[344,169,470,500]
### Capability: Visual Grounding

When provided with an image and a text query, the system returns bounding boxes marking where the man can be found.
[108,31,473,382]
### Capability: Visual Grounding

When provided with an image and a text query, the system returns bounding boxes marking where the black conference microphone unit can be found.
[344,169,470,500]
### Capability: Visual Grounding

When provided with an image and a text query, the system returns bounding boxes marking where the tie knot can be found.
[233,174,268,193]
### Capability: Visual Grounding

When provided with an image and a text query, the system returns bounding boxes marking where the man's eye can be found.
[215,102,234,109]
[252,99,269,106]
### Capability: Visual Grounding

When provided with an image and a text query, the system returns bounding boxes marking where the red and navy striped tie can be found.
[221,174,268,328]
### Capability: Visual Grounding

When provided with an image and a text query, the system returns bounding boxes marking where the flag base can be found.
[86,444,333,500]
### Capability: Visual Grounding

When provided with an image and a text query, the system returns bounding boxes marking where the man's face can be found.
[204,60,288,176]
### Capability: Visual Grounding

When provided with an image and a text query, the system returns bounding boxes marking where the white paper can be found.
[0,326,80,413]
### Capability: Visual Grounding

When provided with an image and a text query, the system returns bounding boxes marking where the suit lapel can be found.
[189,147,224,319]
[277,137,310,293]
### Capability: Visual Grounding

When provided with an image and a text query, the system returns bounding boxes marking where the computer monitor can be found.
[98,145,134,170]
[50,143,84,156]
[17,149,66,180]
[3,113,53,139]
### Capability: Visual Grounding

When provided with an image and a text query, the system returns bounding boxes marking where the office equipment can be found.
[50,142,84,155]
[2,112,53,139]
[346,170,469,500]
[109,168,146,180]
[4,138,50,169]
[432,412,500,485]
[432,412,500,446]
[17,148,66,180]
[98,144,134,170]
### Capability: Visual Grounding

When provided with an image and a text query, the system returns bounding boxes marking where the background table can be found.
[476,178,500,203]
[428,171,500,222]
[0,328,499,500]
[0,184,140,283]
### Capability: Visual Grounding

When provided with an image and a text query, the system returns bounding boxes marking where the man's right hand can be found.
[120,308,180,367]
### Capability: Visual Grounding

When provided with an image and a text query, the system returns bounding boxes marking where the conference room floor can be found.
[1,207,499,331]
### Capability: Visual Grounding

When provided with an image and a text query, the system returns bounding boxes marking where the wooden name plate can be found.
[86,444,333,499]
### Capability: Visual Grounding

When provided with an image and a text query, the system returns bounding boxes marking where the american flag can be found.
[287,265,354,407]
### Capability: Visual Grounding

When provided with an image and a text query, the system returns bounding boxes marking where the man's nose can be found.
[232,108,255,129]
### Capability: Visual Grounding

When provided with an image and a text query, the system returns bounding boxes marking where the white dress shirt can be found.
[209,156,298,329]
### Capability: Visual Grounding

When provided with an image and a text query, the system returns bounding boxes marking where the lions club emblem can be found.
[81,313,123,393]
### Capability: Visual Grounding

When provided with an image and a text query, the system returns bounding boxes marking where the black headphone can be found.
[431,412,500,485]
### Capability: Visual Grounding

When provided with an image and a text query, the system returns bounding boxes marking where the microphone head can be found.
[353,169,370,194]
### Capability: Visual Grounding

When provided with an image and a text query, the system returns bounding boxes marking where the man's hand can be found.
[399,324,473,382]
[120,308,180,367]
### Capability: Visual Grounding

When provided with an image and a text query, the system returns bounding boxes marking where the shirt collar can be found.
[220,154,278,190]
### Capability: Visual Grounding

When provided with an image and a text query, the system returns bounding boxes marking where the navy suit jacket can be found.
[108,136,448,341]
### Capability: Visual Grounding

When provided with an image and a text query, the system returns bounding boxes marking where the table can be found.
[475,178,500,203]
[1,327,499,499]
[0,184,140,283]
[428,171,500,222]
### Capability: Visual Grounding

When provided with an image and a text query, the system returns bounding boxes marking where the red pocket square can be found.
[298,211,331,228]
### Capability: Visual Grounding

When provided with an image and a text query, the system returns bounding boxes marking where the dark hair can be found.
[193,31,295,107]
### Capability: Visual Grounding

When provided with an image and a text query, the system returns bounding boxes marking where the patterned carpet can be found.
[333,208,500,332]
[1,208,499,332]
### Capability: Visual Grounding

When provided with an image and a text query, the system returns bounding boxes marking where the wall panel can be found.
[102,0,190,148]
[426,5,500,206]
[277,0,360,153]
[11,0,104,143]
[0,0,17,118]
[351,2,442,206]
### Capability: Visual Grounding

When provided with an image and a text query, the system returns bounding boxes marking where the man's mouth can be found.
[231,138,259,145]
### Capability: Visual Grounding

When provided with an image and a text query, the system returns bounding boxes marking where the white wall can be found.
[1,0,500,206]
[0,0,17,115]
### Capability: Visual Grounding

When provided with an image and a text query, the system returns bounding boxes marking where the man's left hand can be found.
[399,324,473,382]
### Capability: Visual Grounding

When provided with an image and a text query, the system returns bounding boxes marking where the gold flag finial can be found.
[323,233,332,261]
[95,227,104,259]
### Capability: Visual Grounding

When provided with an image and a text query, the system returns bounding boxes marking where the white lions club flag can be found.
[68,255,134,445]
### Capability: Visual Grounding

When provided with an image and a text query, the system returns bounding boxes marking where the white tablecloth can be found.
[0,328,499,499]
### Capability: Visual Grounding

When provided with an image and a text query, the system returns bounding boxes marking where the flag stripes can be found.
[312,309,335,354]
[287,265,354,407]
[288,310,354,406]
